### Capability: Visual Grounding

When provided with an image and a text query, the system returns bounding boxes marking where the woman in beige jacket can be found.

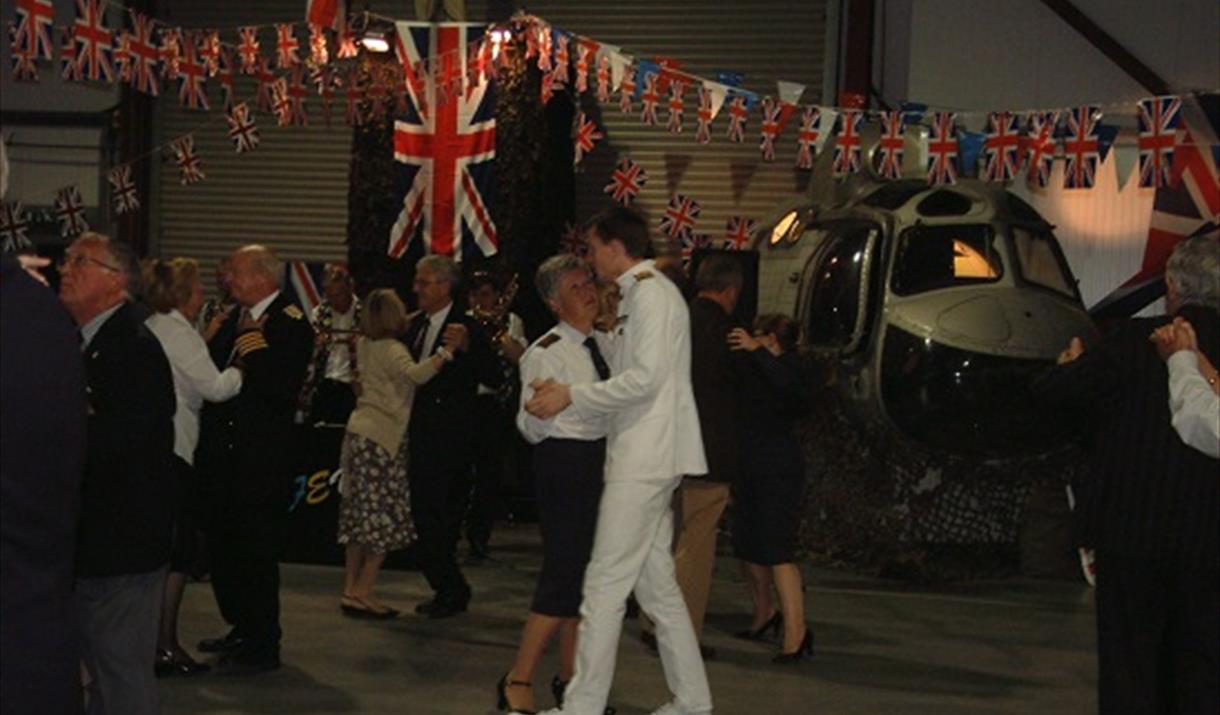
[338,289,452,618]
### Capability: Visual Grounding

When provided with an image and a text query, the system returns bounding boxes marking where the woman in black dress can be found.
[728,313,812,663]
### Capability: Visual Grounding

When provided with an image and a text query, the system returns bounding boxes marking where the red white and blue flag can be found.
[667,81,685,134]
[158,26,180,80]
[876,110,905,179]
[660,193,701,240]
[226,102,260,153]
[640,71,660,126]
[983,111,1021,182]
[59,24,81,82]
[305,0,346,33]
[560,220,586,257]
[724,216,757,250]
[1137,95,1181,189]
[604,156,646,205]
[238,27,260,74]
[286,261,323,316]
[13,0,54,61]
[679,232,710,266]
[1025,111,1058,189]
[171,135,205,185]
[177,38,208,110]
[619,66,635,115]
[596,54,611,103]
[1061,105,1101,190]
[573,111,603,166]
[72,0,112,83]
[389,23,497,262]
[833,110,863,177]
[696,86,714,145]
[54,185,88,238]
[125,11,159,96]
[276,23,300,69]
[0,201,32,252]
[726,95,748,143]
[925,111,959,186]
[108,165,139,215]
[759,97,782,161]
[10,22,38,81]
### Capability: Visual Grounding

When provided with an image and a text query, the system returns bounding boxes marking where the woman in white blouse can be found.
[143,258,243,676]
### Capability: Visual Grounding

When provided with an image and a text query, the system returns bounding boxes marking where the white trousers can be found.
[563,478,713,715]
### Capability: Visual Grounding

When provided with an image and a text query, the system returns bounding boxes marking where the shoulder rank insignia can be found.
[537,333,561,349]
[283,305,305,320]
[633,270,653,281]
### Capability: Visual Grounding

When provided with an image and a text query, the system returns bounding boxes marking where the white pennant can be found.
[814,106,838,152]
[776,80,806,107]
[609,51,633,91]
[702,80,729,121]
[1111,141,1138,191]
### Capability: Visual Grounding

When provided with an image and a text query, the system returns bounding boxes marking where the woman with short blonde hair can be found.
[338,288,452,617]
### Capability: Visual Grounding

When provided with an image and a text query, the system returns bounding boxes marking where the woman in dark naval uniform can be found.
[728,313,813,663]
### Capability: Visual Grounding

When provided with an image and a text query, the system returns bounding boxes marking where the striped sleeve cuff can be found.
[234,330,269,357]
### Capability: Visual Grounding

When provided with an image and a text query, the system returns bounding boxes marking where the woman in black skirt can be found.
[728,313,812,663]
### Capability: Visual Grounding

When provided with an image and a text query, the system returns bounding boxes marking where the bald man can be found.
[195,245,313,675]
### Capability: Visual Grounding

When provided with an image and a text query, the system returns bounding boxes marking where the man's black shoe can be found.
[215,650,281,676]
[426,598,469,619]
[197,631,246,654]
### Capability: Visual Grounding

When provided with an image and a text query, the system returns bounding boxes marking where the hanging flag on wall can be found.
[388,22,497,262]
[875,110,904,179]
[1137,96,1181,188]
[983,111,1021,182]
[54,185,88,238]
[573,111,603,166]
[833,110,863,177]
[604,156,647,205]
[107,165,139,214]
[926,111,959,186]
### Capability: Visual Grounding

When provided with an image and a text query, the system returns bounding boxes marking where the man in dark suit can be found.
[195,245,314,674]
[57,233,176,714]
[404,254,500,618]
[1036,234,1218,714]
[1,251,87,715]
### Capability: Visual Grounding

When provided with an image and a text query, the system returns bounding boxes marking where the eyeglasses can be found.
[58,254,120,272]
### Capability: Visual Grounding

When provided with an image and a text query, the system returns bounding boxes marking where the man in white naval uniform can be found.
[527,206,712,715]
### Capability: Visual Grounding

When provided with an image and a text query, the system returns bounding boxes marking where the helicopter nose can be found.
[936,295,1012,344]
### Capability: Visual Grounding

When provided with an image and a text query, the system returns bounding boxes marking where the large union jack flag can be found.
[925,112,959,186]
[389,23,497,262]
[13,0,54,60]
[983,111,1021,182]
[604,156,647,205]
[1025,111,1059,189]
[660,193,701,240]
[1137,96,1182,189]
[1061,105,1101,190]
[833,110,863,177]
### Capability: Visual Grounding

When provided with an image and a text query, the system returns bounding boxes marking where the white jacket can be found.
[569,260,707,482]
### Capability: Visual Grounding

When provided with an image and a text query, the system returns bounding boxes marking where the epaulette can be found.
[633,271,654,281]
[283,305,305,320]
[537,333,561,349]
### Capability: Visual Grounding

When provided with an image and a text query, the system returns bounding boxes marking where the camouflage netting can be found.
[785,357,1087,582]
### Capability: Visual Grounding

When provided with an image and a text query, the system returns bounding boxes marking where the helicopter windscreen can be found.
[891,225,1003,296]
[804,224,880,352]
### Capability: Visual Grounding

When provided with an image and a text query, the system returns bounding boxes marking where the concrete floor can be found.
[163,526,1097,714]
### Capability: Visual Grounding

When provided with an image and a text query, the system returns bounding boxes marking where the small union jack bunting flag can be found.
[308,23,328,67]
[667,81,685,134]
[218,48,236,113]
[552,33,569,83]
[1025,111,1059,189]
[9,23,38,81]
[833,110,863,177]
[759,97,782,161]
[276,23,300,69]
[536,25,552,73]
[107,165,139,215]
[726,96,748,143]
[177,38,208,110]
[1,201,33,252]
[604,157,647,206]
[59,24,81,81]
[1137,96,1181,188]
[596,54,611,103]
[560,221,586,257]
[982,111,1021,182]
[13,0,54,61]
[876,111,905,179]
[254,58,276,114]
[158,26,180,80]
[271,78,293,126]
[679,232,711,266]
[575,44,591,94]
[171,135,205,185]
[925,112,959,186]
[574,111,603,166]
[1061,106,1101,190]
[660,193,701,241]
[618,67,635,115]
[640,72,660,126]
[112,28,131,83]
[198,30,220,78]
[126,11,159,96]
[226,103,260,153]
[238,26,260,74]
[796,107,822,170]
[724,216,757,250]
[72,0,113,83]
[285,65,309,125]
[695,86,714,145]
[54,185,89,238]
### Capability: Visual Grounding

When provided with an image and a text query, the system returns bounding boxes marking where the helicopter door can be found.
[802,222,881,355]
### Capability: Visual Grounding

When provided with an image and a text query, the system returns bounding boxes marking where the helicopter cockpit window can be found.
[805,224,878,351]
[1012,226,1076,298]
[891,225,1002,296]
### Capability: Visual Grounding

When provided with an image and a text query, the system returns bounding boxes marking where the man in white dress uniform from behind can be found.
[526,206,712,715]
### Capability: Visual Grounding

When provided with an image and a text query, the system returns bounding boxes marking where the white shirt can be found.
[146,309,243,464]
[422,301,453,357]
[517,321,611,444]
[248,290,279,321]
[568,260,707,482]
[313,301,357,383]
[1166,351,1220,459]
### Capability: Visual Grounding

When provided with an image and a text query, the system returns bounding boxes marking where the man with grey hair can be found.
[402,253,500,618]
[58,232,176,714]
[195,244,314,674]
[1037,233,1219,714]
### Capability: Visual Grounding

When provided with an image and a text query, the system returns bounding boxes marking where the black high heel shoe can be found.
[496,673,536,714]
[551,675,617,715]
[771,625,814,664]
[734,611,782,641]
[155,648,211,677]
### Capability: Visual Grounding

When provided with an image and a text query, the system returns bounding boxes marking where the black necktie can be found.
[584,336,611,380]
[411,315,428,359]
